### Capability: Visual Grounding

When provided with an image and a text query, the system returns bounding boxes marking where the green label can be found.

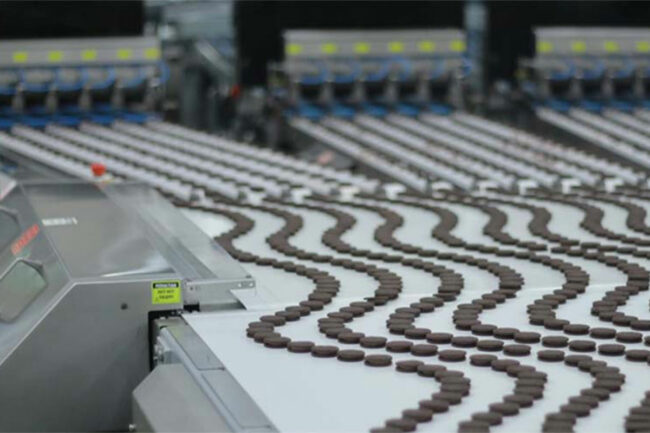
[152,280,182,305]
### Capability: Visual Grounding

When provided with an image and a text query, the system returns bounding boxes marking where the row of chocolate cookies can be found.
[580,191,650,237]
[251,199,556,433]
[624,389,650,433]
[222,201,478,432]
[185,203,438,433]
[366,195,572,336]
[357,196,649,352]
[182,197,636,430]
[517,192,650,333]
[284,198,467,332]
[396,194,603,336]
[323,196,576,432]
[477,191,650,335]
[450,192,650,359]
[249,200,563,433]
[542,354,626,433]
[352,197,526,334]
[456,356,548,433]
[408,195,622,342]
[439,187,634,433]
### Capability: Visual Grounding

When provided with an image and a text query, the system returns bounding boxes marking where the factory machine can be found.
[0,174,257,432]
[6,28,650,433]
[520,28,650,176]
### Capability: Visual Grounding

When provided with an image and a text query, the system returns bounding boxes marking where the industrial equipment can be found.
[4,20,650,433]
[0,178,253,431]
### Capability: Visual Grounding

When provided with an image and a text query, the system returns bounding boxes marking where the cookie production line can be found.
[4,29,650,433]
[4,108,650,433]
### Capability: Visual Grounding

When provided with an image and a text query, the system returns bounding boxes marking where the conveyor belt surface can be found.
[178,185,650,433]
[537,106,650,174]
[293,111,647,191]
[3,113,650,432]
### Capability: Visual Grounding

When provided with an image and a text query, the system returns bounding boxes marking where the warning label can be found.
[151,280,182,305]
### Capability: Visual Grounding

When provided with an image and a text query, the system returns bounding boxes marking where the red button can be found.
[91,162,106,177]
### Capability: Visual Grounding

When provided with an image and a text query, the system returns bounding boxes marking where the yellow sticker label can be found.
[286,43,303,56]
[603,41,620,53]
[12,51,28,63]
[321,43,338,55]
[418,40,436,53]
[117,48,133,60]
[144,47,161,60]
[152,281,182,305]
[81,49,97,61]
[449,39,466,52]
[537,41,554,54]
[637,41,650,53]
[571,40,586,53]
[387,41,404,53]
[48,50,64,62]
[354,42,371,54]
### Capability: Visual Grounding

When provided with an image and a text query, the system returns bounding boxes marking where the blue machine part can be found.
[158,61,170,85]
[550,60,575,81]
[428,103,453,115]
[364,56,413,83]
[120,67,148,89]
[296,103,325,121]
[364,57,413,83]
[579,100,603,113]
[20,69,53,93]
[331,61,361,85]
[93,103,117,114]
[18,116,48,129]
[88,114,116,126]
[613,59,636,80]
[0,70,19,96]
[85,67,116,91]
[28,106,50,116]
[60,105,84,116]
[429,59,447,80]
[547,99,571,113]
[51,115,81,127]
[459,58,473,79]
[609,100,634,112]
[0,118,14,131]
[331,103,356,119]
[365,59,391,83]
[298,62,328,86]
[54,68,86,93]
[396,103,420,117]
[121,111,159,124]
[392,57,413,82]
[362,103,388,118]
[580,59,605,81]
[0,84,16,96]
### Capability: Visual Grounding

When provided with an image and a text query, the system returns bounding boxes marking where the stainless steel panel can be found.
[284,29,466,58]
[0,278,178,432]
[23,182,173,279]
[0,36,161,67]
[133,364,233,433]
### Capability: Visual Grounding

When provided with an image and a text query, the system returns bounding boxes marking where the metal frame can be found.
[0,179,253,432]
[284,29,466,59]
[0,36,161,67]
[133,317,276,432]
